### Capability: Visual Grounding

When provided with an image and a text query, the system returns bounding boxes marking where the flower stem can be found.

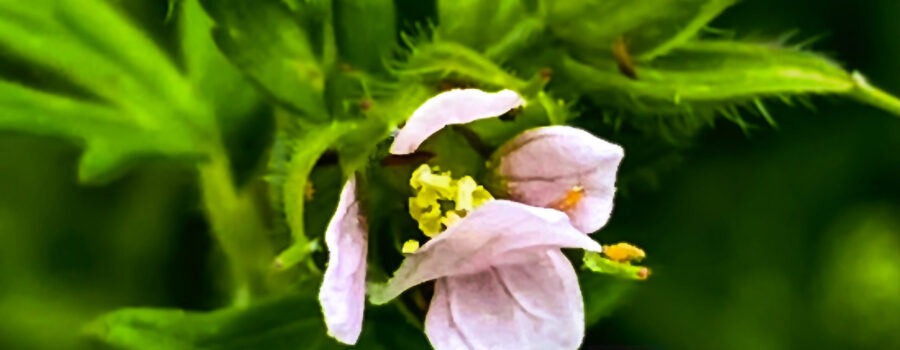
[197,142,273,306]
[851,71,900,117]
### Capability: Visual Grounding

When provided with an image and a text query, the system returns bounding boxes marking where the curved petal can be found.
[425,250,585,350]
[492,126,624,233]
[369,200,601,304]
[390,89,525,155]
[318,177,368,344]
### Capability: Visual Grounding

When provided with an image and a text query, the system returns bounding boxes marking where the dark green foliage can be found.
[88,291,430,350]
[0,0,898,349]
[200,0,329,120]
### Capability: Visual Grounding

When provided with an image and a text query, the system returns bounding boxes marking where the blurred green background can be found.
[0,0,897,349]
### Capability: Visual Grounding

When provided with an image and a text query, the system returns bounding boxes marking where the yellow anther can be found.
[408,164,493,237]
[410,165,453,197]
[402,240,420,254]
[602,242,646,263]
[440,210,463,229]
[551,185,584,211]
[455,176,477,211]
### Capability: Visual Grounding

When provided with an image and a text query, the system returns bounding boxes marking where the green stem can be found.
[851,71,900,117]
[197,142,273,306]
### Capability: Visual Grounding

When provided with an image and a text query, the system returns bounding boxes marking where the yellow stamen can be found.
[602,242,646,263]
[401,240,420,254]
[408,164,493,238]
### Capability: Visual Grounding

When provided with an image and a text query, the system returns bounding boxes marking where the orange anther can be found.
[551,185,584,211]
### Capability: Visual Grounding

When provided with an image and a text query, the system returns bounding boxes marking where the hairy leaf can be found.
[543,0,737,59]
[398,41,528,91]
[275,121,349,269]
[437,0,543,60]
[333,0,397,73]
[180,0,260,125]
[562,40,900,117]
[200,0,329,121]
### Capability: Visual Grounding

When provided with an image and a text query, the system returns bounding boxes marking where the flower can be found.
[319,177,367,344]
[390,88,525,155]
[318,88,624,349]
[487,126,624,233]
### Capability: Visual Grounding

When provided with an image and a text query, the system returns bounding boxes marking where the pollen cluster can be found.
[408,164,493,237]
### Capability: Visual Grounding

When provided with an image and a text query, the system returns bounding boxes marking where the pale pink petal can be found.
[319,177,367,344]
[368,200,601,304]
[425,250,585,350]
[390,89,525,155]
[492,126,624,233]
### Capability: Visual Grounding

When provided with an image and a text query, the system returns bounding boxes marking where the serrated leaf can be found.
[0,0,214,182]
[437,0,544,60]
[179,0,260,125]
[88,292,343,350]
[89,292,428,350]
[275,121,349,269]
[543,0,737,59]
[0,81,205,182]
[333,0,397,73]
[200,0,329,121]
[398,41,528,91]
[0,0,206,120]
[562,40,900,117]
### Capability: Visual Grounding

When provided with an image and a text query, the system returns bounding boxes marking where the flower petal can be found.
[369,200,601,304]
[492,126,624,233]
[318,177,368,344]
[425,250,585,350]
[390,89,525,155]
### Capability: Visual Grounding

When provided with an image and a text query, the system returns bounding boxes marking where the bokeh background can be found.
[1,0,897,349]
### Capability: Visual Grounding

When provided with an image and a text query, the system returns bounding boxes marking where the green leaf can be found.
[0,0,205,120]
[89,292,429,350]
[543,0,737,59]
[399,41,528,91]
[562,40,900,117]
[0,81,205,182]
[275,121,350,269]
[199,0,329,121]
[0,0,218,182]
[437,0,544,60]
[179,0,260,125]
[88,293,343,350]
[333,0,397,73]
[579,272,636,327]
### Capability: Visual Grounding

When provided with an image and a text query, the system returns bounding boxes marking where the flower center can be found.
[408,164,493,238]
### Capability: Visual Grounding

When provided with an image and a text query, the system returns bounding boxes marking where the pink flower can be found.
[390,89,525,155]
[319,177,367,344]
[318,89,624,349]
[488,126,624,233]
